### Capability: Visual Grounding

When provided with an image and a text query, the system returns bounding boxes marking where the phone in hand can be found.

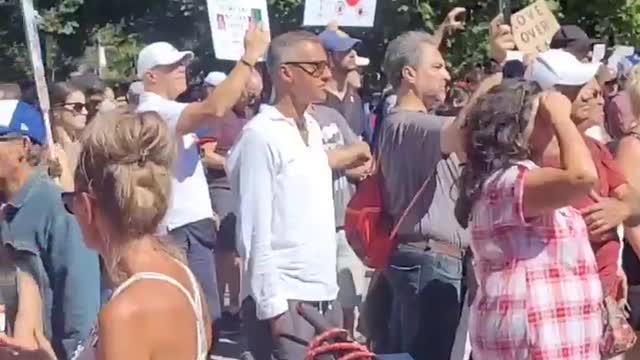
[499,0,512,25]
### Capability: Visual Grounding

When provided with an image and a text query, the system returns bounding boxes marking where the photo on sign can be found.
[217,14,226,30]
[250,8,263,24]
[206,0,271,61]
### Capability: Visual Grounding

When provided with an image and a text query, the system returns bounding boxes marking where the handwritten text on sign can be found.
[510,0,560,54]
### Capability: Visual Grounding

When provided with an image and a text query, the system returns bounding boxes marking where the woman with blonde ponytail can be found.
[0,106,212,360]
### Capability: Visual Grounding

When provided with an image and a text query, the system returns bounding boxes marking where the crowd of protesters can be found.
[3,4,640,360]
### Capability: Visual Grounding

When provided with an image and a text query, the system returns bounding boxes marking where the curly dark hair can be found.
[455,79,543,228]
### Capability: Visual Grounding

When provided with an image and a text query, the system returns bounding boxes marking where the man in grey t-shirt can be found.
[377,31,468,360]
[312,104,372,338]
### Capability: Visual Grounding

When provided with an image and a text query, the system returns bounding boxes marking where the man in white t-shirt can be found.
[135,25,270,335]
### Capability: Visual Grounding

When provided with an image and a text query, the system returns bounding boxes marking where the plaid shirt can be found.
[469,161,603,359]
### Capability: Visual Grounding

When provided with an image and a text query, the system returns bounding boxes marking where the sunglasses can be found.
[61,102,86,114]
[61,191,94,215]
[284,61,329,78]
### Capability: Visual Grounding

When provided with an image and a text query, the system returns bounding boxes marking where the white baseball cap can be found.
[355,56,370,67]
[204,72,227,87]
[525,49,600,90]
[136,42,194,79]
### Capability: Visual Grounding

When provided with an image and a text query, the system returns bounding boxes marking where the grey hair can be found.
[266,31,322,77]
[383,31,437,89]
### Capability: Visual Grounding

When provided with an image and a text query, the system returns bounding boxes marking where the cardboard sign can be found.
[303,0,377,27]
[20,0,53,147]
[510,0,560,54]
[206,0,271,61]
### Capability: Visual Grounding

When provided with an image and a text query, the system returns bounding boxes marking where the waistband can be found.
[398,235,466,260]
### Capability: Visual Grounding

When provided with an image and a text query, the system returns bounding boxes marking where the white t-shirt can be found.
[137,92,213,231]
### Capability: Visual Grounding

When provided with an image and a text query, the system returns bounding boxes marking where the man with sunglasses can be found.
[135,24,270,342]
[0,100,100,359]
[228,31,371,360]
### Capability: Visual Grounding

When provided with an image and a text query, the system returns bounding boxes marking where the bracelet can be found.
[240,58,255,68]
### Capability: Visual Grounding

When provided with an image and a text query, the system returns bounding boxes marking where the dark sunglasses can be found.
[283,61,329,78]
[61,191,94,215]
[60,102,86,113]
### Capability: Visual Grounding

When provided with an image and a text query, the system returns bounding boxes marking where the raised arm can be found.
[432,8,466,48]
[177,25,270,135]
[522,92,598,218]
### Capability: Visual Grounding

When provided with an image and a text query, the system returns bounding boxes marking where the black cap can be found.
[550,25,599,60]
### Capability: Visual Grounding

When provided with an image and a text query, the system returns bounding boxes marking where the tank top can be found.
[71,261,207,360]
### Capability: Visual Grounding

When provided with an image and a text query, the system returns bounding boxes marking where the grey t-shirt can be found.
[313,105,359,228]
[377,109,469,249]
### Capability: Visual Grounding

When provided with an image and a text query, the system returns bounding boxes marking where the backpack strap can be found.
[389,159,440,241]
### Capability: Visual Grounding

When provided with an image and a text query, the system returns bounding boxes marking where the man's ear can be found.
[402,65,418,85]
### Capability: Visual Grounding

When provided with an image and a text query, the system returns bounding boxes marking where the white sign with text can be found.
[303,0,377,27]
[207,0,271,61]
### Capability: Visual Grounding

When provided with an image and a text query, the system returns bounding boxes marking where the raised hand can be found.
[243,22,271,65]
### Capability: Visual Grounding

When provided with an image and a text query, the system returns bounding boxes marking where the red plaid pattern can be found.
[469,162,603,360]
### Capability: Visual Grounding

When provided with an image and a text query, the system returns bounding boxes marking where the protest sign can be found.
[20,0,53,147]
[510,0,560,55]
[592,44,606,64]
[303,0,377,27]
[206,0,270,61]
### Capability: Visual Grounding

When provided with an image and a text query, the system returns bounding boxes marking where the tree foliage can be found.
[1,0,640,83]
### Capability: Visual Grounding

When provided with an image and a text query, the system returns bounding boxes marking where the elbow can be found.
[569,171,598,194]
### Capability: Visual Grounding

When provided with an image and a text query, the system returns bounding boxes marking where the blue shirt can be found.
[1,169,100,360]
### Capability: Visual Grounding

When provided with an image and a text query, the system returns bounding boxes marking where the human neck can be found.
[396,88,429,113]
[326,71,349,99]
[106,235,168,282]
[273,94,309,126]
[145,84,174,100]
[53,125,76,144]
[5,166,35,202]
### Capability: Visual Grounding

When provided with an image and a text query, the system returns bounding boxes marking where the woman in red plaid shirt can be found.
[456,80,603,359]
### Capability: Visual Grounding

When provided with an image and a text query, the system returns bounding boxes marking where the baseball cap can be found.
[525,49,600,90]
[319,29,361,52]
[550,25,599,59]
[355,56,370,67]
[204,72,227,87]
[0,100,46,145]
[137,42,194,79]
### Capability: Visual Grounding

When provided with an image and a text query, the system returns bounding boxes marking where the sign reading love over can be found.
[510,0,560,54]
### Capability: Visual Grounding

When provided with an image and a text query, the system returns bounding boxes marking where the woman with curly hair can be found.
[456,79,603,359]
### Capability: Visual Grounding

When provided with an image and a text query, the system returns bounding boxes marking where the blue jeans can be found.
[386,243,463,360]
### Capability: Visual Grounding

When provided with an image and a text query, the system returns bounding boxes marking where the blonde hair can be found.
[626,64,640,117]
[76,106,179,281]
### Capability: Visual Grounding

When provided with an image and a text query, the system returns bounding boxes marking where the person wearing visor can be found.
[527,49,640,306]
[0,100,99,359]
[550,25,600,63]
[136,24,270,344]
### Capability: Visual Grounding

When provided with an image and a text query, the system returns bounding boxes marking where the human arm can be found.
[176,25,270,135]
[521,92,598,218]
[432,8,466,48]
[326,142,371,171]
[441,72,503,160]
[48,215,100,359]
[231,130,287,324]
[200,141,226,171]
[13,272,48,352]
[488,14,516,67]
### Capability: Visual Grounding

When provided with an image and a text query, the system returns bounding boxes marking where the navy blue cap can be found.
[0,100,46,145]
[318,29,361,52]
